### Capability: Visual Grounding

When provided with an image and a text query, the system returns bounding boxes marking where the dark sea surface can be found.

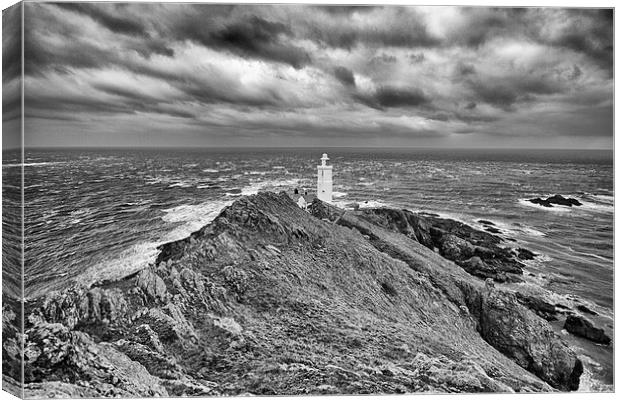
[3,147,614,390]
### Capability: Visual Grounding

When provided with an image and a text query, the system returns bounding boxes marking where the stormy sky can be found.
[3,2,614,148]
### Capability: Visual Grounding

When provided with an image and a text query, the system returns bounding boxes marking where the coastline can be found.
[4,191,611,397]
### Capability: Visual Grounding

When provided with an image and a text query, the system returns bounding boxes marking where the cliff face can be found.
[5,192,582,397]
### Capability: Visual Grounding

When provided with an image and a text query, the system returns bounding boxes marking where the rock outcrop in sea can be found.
[3,192,586,397]
[527,195,582,208]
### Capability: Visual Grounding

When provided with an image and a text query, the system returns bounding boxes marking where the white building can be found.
[317,153,333,203]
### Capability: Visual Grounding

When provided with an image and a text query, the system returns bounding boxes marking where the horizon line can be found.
[3,145,614,152]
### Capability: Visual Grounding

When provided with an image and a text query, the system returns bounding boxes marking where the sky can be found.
[2,2,614,149]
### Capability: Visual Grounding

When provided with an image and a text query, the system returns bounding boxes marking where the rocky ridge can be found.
[3,192,586,396]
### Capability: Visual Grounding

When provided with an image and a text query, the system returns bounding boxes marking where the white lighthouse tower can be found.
[317,153,333,203]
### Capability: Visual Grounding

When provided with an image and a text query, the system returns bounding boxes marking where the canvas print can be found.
[1,1,614,398]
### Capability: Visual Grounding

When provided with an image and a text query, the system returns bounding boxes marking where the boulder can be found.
[515,248,537,261]
[477,290,582,391]
[438,234,476,260]
[564,315,611,345]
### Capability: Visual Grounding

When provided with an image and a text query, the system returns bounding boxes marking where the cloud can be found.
[356,86,431,110]
[16,3,614,149]
[2,4,22,83]
[55,3,148,36]
[333,66,356,87]
[302,6,440,50]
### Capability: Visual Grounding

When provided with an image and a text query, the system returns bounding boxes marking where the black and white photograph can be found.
[1,1,615,398]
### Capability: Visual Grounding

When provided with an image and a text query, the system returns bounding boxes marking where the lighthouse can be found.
[317,153,333,203]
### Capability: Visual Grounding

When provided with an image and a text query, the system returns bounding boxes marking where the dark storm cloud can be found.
[448,8,530,48]
[164,11,309,68]
[376,87,430,108]
[310,22,439,50]
[303,6,440,50]
[2,4,21,83]
[355,87,431,110]
[19,3,614,149]
[455,62,476,77]
[446,8,613,74]
[55,3,147,36]
[466,73,565,110]
[209,16,309,68]
[313,5,381,15]
[334,66,356,87]
[3,3,22,126]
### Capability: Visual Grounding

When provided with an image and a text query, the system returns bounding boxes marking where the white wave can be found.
[331,199,390,210]
[332,191,347,198]
[576,200,614,213]
[162,179,298,241]
[77,242,161,287]
[587,194,614,204]
[240,178,300,196]
[578,363,614,392]
[168,183,192,188]
[162,200,230,226]
[3,162,66,167]
[80,196,236,286]
[202,169,219,173]
[476,218,547,238]
[357,200,390,209]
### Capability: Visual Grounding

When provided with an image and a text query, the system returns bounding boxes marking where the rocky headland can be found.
[3,192,597,397]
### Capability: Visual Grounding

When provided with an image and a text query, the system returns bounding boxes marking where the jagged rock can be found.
[477,290,582,391]
[515,248,537,260]
[515,293,558,321]
[564,315,611,345]
[528,195,582,208]
[130,324,166,353]
[115,339,183,379]
[2,301,22,383]
[576,305,598,316]
[133,305,197,344]
[340,205,526,282]
[136,268,168,303]
[438,234,476,260]
[22,322,168,396]
[40,286,129,332]
[163,377,219,396]
[460,256,499,281]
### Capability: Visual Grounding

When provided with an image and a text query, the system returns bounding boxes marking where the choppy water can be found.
[2,147,614,389]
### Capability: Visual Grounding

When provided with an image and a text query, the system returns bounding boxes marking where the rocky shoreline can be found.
[3,192,609,397]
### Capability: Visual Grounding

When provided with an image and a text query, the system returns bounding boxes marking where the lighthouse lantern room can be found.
[317,153,333,203]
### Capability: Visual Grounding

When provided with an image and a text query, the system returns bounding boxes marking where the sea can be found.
[1,147,614,390]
